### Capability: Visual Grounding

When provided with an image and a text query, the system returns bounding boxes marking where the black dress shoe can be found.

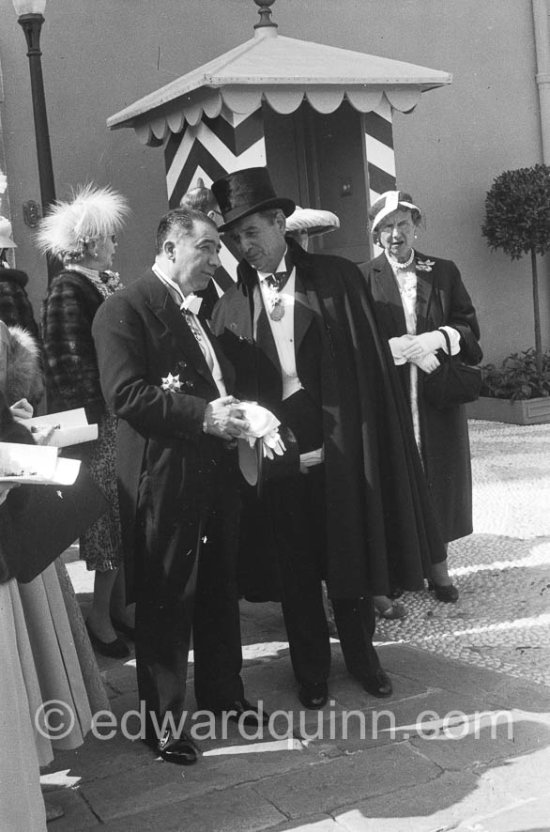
[86,622,130,659]
[111,616,136,640]
[150,730,198,765]
[216,699,269,728]
[298,682,329,710]
[359,669,393,698]
[428,581,459,603]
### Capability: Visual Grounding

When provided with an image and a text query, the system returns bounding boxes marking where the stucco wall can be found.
[0,0,547,362]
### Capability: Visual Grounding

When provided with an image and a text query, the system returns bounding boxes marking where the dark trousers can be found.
[134,478,244,740]
[265,465,381,687]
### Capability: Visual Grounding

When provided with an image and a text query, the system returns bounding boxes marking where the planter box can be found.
[467,395,550,425]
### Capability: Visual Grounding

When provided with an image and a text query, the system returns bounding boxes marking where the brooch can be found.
[416,259,435,272]
[161,372,182,392]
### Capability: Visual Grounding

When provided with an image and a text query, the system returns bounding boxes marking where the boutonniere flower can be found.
[161,372,182,392]
[100,270,124,291]
[416,259,435,272]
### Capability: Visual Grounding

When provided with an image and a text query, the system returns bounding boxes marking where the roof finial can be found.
[254,0,278,30]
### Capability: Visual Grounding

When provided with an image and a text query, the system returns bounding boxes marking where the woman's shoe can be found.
[428,581,459,603]
[111,616,136,640]
[86,621,130,659]
[373,596,407,620]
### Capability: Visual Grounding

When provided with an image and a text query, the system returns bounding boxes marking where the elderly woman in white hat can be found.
[39,184,134,657]
[362,190,482,613]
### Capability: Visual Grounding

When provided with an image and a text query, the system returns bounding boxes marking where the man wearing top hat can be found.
[211,167,447,709]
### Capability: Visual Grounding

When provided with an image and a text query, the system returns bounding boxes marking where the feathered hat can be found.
[285,206,340,238]
[36,183,129,259]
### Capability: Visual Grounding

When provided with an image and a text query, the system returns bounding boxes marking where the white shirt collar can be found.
[257,250,288,282]
[152,262,202,315]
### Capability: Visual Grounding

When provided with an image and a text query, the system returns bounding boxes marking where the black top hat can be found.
[212,167,295,232]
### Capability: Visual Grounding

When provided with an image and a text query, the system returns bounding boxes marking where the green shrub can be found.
[482,164,550,376]
[481,349,550,400]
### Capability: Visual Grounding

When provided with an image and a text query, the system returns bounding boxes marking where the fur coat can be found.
[41,270,106,421]
[0,268,40,340]
[0,322,43,407]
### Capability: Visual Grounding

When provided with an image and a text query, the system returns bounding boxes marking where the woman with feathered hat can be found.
[39,184,133,658]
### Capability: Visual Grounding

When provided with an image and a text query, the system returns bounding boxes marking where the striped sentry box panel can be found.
[164,107,266,281]
[364,100,396,256]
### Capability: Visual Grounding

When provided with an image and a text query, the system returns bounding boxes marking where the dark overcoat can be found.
[92,270,238,600]
[362,252,482,542]
[212,239,447,599]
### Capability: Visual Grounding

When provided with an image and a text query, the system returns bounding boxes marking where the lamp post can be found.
[12,0,56,280]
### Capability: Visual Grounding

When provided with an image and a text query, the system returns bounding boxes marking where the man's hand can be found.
[10,398,33,421]
[203,396,250,440]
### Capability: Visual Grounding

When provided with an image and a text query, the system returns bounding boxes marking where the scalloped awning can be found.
[107,28,452,146]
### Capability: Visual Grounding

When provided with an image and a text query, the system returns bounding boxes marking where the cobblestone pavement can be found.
[375,419,550,686]
[68,418,550,686]
[52,418,550,832]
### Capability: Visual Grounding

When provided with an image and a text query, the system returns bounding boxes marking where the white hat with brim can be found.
[0,217,17,248]
[369,191,421,233]
[286,206,340,238]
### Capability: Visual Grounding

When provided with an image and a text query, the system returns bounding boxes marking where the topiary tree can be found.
[482,163,550,375]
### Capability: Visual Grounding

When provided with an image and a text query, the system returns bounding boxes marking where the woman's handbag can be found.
[0,464,108,584]
[422,329,482,410]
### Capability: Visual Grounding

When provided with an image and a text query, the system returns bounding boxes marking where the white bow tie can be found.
[179,293,203,316]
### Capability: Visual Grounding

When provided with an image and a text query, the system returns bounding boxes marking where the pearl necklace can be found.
[386,248,415,270]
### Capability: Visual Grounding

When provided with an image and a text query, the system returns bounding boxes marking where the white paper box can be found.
[0,442,81,486]
[27,408,98,447]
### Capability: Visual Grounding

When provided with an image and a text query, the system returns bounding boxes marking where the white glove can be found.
[262,434,286,459]
[411,353,440,373]
[237,402,286,459]
[401,330,446,360]
[389,334,418,365]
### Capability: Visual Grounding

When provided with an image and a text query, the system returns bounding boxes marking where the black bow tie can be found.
[265,270,289,291]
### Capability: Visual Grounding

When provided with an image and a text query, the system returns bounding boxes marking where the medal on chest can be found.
[269,296,285,321]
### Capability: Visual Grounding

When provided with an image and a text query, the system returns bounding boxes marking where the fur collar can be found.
[2,325,44,405]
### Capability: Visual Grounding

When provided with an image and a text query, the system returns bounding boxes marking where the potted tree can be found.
[468,164,550,424]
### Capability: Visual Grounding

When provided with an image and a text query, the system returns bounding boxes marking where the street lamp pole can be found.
[12,0,56,280]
